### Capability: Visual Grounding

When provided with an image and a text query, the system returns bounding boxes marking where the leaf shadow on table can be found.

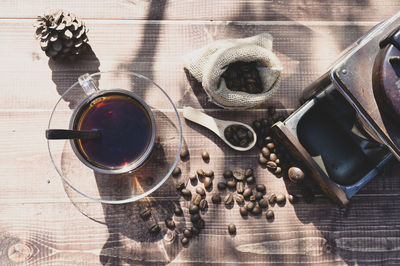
[250,1,400,266]
[48,44,100,109]
[61,110,190,265]
[60,1,195,263]
[180,1,400,265]
[96,113,189,265]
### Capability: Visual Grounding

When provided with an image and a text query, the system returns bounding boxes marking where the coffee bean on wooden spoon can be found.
[183,107,257,151]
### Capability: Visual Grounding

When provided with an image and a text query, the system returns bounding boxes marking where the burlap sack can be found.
[184,33,282,109]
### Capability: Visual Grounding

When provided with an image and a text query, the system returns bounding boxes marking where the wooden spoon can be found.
[183,107,257,151]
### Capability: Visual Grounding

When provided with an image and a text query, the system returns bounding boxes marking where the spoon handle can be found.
[183,107,224,136]
[46,129,101,140]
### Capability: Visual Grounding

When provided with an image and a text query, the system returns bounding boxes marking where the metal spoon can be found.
[45,129,101,140]
[183,107,257,151]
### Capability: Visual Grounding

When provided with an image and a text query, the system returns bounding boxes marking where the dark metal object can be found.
[373,34,400,121]
[273,13,400,206]
[45,129,101,139]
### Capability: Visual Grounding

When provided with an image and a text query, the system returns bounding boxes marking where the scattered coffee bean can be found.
[266,161,277,169]
[266,210,274,220]
[217,182,227,190]
[196,187,206,197]
[228,223,236,234]
[191,227,200,236]
[183,228,192,238]
[261,147,270,158]
[181,237,189,245]
[246,176,255,184]
[190,214,201,223]
[189,204,199,214]
[275,167,282,174]
[249,195,257,202]
[140,207,152,219]
[268,193,277,204]
[201,151,210,162]
[165,218,175,229]
[204,169,214,177]
[276,193,286,204]
[255,191,264,201]
[259,154,268,164]
[236,181,244,194]
[149,223,160,234]
[181,188,191,197]
[245,201,255,211]
[197,169,205,178]
[199,199,208,210]
[275,159,280,165]
[244,168,253,178]
[252,205,262,215]
[266,142,275,149]
[174,206,183,216]
[189,174,197,182]
[192,194,202,206]
[226,179,236,189]
[243,188,253,198]
[234,194,245,204]
[258,198,269,208]
[211,193,221,204]
[288,167,305,183]
[256,184,266,192]
[194,218,205,229]
[224,193,234,205]
[172,167,181,177]
[223,170,233,179]
[288,194,298,204]
[233,170,245,181]
[180,149,189,159]
[265,136,272,142]
[176,182,185,191]
[269,153,278,162]
[204,177,212,189]
[239,206,248,216]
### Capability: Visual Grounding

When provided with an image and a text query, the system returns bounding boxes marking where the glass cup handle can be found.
[78,73,99,95]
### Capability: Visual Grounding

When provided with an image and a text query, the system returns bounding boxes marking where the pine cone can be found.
[34,10,89,60]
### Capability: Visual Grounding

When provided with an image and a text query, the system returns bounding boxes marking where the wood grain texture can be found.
[0,0,399,22]
[0,19,377,111]
[0,109,400,265]
[1,0,400,265]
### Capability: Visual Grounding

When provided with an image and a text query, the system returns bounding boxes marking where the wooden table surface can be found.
[2,1,400,265]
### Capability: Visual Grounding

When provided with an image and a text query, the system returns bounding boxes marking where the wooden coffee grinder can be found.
[273,12,400,206]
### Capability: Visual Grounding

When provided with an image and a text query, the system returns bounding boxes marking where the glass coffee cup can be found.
[47,71,182,203]
[66,74,157,174]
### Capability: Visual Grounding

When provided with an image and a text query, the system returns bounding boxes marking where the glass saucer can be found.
[47,71,182,204]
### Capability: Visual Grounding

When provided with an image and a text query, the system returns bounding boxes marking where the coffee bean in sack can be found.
[221,61,263,94]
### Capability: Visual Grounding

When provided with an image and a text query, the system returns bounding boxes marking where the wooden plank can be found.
[0,20,376,111]
[1,2,400,265]
[1,111,399,201]
[0,111,400,265]
[0,0,399,22]
[1,195,400,264]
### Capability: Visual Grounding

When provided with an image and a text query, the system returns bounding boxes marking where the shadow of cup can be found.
[59,109,189,263]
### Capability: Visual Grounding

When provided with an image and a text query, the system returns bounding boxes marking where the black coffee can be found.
[74,92,152,169]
